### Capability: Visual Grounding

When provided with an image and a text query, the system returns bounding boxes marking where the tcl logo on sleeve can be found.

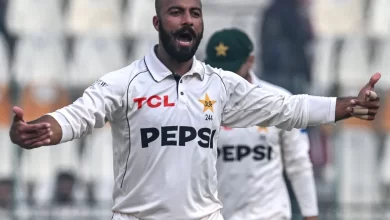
[134,95,175,109]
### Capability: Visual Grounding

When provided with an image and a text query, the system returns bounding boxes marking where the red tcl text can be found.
[133,95,175,109]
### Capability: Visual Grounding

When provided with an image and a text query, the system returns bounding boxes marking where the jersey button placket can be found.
[178,77,187,104]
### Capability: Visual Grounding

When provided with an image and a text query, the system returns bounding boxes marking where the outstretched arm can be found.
[9,67,131,150]
[9,107,62,149]
[221,72,381,129]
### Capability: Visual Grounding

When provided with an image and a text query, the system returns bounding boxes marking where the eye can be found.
[192,11,200,18]
[170,10,181,16]
[192,10,201,18]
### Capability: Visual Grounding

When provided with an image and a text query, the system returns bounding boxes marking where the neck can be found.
[155,44,193,75]
[244,72,252,83]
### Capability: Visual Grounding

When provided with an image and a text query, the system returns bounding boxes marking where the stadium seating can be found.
[0,34,10,128]
[12,35,70,122]
[20,140,81,206]
[202,0,271,9]
[0,33,12,181]
[0,86,12,181]
[336,128,381,219]
[12,35,68,87]
[0,130,13,180]
[6,0,64,36]
[0,34,8,84]
[311,37,337,96]
[124,0,155,38]
[338,36,370,93]
[311,0,365,36]
[367,0,390,37]
[369,39,390,91]
[129,36,158,63]
[79,125,113,204]
[66,0,123,37]
[20,146,55,205]
[68,36,127,89]
[380,134,390,186]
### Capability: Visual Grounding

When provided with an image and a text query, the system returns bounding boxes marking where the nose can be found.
[181,11,194,27]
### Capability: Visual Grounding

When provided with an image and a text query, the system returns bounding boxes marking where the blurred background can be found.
[0,0,389,219]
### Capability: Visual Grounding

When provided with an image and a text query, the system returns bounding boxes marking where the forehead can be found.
[161,0,202,10]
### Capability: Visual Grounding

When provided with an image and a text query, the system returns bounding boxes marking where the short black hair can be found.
[155,0,161,16]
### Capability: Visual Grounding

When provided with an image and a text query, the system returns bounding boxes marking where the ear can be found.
[247,55,255,68]
[153,16,159,32]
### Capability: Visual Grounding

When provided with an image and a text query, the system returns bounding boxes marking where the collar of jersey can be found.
[249,70,262,87]
[144,45,205,82]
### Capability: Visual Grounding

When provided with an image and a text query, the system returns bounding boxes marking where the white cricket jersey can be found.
[217,72,319,220]
[48,46,335,220]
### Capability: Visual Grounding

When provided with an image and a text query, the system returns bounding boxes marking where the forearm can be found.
[28,115,62,145]
[335,97,354,121]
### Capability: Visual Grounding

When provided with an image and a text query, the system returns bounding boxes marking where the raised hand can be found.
[9,106,53,149]
[349,73,381,120]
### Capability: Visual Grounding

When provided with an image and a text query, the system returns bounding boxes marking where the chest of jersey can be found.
[126,73,225,149]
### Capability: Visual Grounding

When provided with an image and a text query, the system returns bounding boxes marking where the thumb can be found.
[366,72,381,89]
[12,106,25,122]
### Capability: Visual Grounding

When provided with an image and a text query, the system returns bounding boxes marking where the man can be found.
[8,0,381,219]
[205,28,318,220]
[260,0,313,95]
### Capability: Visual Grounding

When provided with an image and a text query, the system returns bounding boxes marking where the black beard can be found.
[158,22,203,63]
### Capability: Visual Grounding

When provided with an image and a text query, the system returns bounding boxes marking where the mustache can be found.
[173,26,197,38]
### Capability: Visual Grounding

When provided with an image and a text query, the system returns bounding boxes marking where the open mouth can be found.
[176,32,193,46]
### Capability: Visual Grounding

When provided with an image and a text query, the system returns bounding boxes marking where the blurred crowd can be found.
[0,0,389,219]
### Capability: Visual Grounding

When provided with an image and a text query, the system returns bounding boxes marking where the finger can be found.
[354,115,375,121]
[20,128,51,141]
[367,91,378,100]
[29,139,51,148]
[351,99,380,109]
[24,132,52,146]
[351,106,368,115]
[19,123,51,132]
[351,106,378,116]
[12,106,25,122]
[365,91,378,101]
[366,72,381,89]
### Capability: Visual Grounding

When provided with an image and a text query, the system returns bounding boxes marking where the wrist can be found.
[335,97,355,121]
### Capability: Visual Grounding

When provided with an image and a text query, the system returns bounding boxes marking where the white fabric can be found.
[69,37,127,88]
[66,0,123,37]
[12,35,67,87]
[6,0,64,36]
[47,46,336,219]
[217,72,318,220]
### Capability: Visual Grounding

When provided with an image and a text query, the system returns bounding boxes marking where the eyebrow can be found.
[167,6,202,12]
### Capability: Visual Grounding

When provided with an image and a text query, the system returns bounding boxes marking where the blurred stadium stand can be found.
[0,0,389,219]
